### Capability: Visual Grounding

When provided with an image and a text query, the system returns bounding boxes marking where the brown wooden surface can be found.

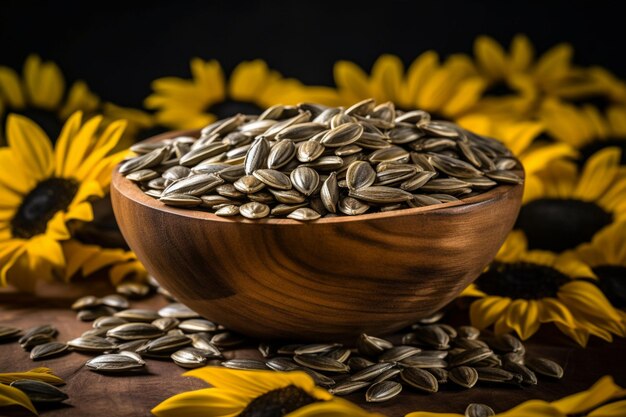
[1,282,625,417]
[110,131,524,341]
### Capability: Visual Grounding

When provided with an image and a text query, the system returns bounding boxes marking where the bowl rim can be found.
[111,129,525,226]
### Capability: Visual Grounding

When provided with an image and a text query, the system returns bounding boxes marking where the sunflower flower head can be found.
[152,367,385,417]
[518,147,626,253]
[0,111,129,291]
[145,59,308,130]
[462,231,625,346]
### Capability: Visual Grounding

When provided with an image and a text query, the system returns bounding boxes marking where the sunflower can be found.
[0,367,64,415]
[571,221,626,310]
[0,54,153,146]
[0,112,128,291]
[462,231,625,346]
[517,147,626,253]
[152,367,385,417]
[405,375,625,417]
[469,34,605,120]
[145,59,311,130]
[539,99,626,162]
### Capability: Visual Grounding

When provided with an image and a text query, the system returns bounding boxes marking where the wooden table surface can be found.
[1,281,625,417]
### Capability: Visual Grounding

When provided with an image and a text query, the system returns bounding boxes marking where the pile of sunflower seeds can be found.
[120,99,522,220]
[245,313,564,404]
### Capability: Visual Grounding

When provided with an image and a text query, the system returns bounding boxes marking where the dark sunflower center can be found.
[476,261,570,299]
[11,177,79,239]
[237,385,320,417]
[208,100,262,119]
[516,198,613,252]
[579,138,626,166]
[591,265,626,308]
[484,81,517,97]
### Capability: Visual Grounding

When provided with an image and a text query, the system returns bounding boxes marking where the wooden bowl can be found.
[111,130,524,341]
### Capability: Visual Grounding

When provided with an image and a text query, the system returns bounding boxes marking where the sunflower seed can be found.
[357,333,393,356]
[244,137,270,175]
[20,334,55,350]
[321,123,364,147]
[239,202,270,219]
[114,309,160,322]
[138,334,191,354]
[349,186,413,204]
[400,355,448,369]
[267,140,296,169]
[401,367,439,392]
[221,359,268,370]
[276,122,327,141]
[189,334,222,356]
[77,306,117,321]
[457,326,480,340]
[350,362,396,382]
[99,294,130,310]
[503,361,537,385]
[287,208,321,221]
[475,366,515,383]
[10,380,68,403]
[116,339,149,353]
[19,326,57,345]
[152,317,180,332]
[0,325,20,341]
[160,193,202,207]
[119,147,169,174]
[67,336,116,352]
[294,343,341,355]
[366,381,402,403]
[465,403,495,417]
[107,323,164,340]
[158,303,199,319]
[116,282,151,298]
[449,366,478,388]
[266,357,300,371]
[346,161,376,190]
[348,357,376,371]
[379,346,422,362]
[525,357,564,379]
[329,380,371,395]
[338,196,370,215]
[178,319,217,333]
[171,348,209,368]
[324,348,351,363]
[72,295,100,310]
[86,353,146,373]
[427,367,448,383]
[449,347,493,367]
[210,331,247,348]
[30,342,69,360]
[294,355,350,373]
[485,170,523,184]
[485,334,524,353]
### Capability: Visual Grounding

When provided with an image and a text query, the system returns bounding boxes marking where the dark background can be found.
[1,0,625,109]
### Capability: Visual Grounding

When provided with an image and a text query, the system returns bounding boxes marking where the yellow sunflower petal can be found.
[0,367,65,385]
[45,211,71,241]
[540,159,578,199]
[475,35,508,81]
[559,281,623,321]
[26,235,64,268]
[54,111,83,177]
[62,115,103,178]
[441,77,486,116]
[505,299,541,339]
[151,387,248,417]
[498,121,544,157]
[509,34,534,73]
[496,231,528,263]
[59,80,100,120]
[574,147,621,201]
[370,55,403,103]
[589,400,626,417]
[0,148,33,195]
[460,283,487,298]
[229,60,270,102]
[555,322,589,346]
[0,66,26,108]
[470,296,511,330]
[74,120,127,181]
[37,60,65,109]
[553,252,595,279]
[534,43,573,87]
[191,58,226,104]
[334,61,371,103]
[552,376,623,415]
[0,383,37,415]
[109,260,147,285]
[64,202,94,223]
[607,106,626,136]
[1,246,28,289]
[403,51,439,108]
[62,240,101,281]
[519,143,578,176]
[7,114,55,181]
[83,248,135,277]
[539,298,577,328]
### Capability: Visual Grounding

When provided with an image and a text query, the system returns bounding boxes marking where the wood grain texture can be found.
[111,131,524,341]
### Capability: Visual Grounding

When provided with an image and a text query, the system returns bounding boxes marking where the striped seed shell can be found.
[85,353,146,373]
[401,367,438,393]
[114,309,160,322]
[239,202,270,219]
[10,380,68,403]
[171,348,209,368]
[346,161,376,190]
[106,323,164,341]
[365,381,402,403]
[293,355,350,373]
[267,140,296,169]
[449,366,479,388]
[465,403,496,417]
[30,342,69,360]
[253,169,292,190]
[349,186,413,204]
[525,357,564,379]
[221,359,268,370]
[244,137,270,175]
[321,123,364,147]
[350,362,396,382]
[159,303,199,319]
[329,380,371,396]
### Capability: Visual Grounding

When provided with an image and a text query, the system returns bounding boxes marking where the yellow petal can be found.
[539,159,578,199]
[534,43,574,86]
[520,143,578,176]
[0,246,28,290]
[151,387,248,417]
[334,61,371,103]
[38,60,65,109]
[0,383,37,415]
[553,376,623,414]
[191,58,226,104]
[0,148,33,195]
[64,201,94,223]
[75,120,127,181]
[496,231,528,263]
[45,211,71,241]
[475,36,508,80]
[62,240,101,281]
[0,367,65,385]
[0,66,26,108]
[229,60,270,102]
[441,77,486,117]
[460,283,487,298]
[509,34,534,73]
[370,55,403,103]
[26,235,65,268]
[506,299,541,340]
[574,147,621,201]
[589,400,626,417]
[82,248,135,277]
[499,121,544,157]
[470,296,511,329]
[109,260,146,285]
[59,80,100,120]
[403,51,439,108]
[555,322,589,346]
[62,115,103,178]
[539,298,576,328]
[559,281,623,321]
[7,114,55,181]
[54,111,83,177]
